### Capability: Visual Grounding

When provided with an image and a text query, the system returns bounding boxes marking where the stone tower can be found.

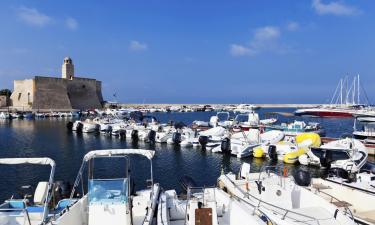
[62,57,74,80]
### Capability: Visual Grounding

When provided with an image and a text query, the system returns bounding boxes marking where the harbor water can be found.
[0,108,374,202]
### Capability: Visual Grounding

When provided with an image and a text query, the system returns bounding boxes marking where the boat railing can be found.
[0,208,32,225]
[310,187,354,220]
[223,174,322,225]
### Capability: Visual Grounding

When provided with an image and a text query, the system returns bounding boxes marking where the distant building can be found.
[10,57,103,110]
[0,96,9,107]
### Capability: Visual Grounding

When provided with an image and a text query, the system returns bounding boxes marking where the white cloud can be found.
[286,21,299,31]
[129,40,148,51]
[230,44,256,57]
[253,26,280,41]
[229,25,295,57]
[16,6,52,27]
[65,17,78,30]
[312,0,361,16]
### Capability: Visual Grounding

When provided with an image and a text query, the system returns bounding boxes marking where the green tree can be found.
[0,89,12,97]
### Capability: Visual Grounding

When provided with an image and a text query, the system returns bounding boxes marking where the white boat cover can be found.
[83,149,155,161]
[0,157,55,167]
[199,126,226,136]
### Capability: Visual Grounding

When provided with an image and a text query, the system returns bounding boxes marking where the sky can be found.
[0,0,374,104]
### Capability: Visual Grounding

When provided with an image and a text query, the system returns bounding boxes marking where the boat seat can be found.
[34,182,49,205]
[7,200,26,209]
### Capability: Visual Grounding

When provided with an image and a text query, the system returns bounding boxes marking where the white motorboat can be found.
[212,130,284,158]
[353,121,375,140]
[266,120,325,137]
[82,120,99,133]
[233,104,259,113]
[218,164,357,225]
[49,149,160,225]
[0,112,11,119]
[157,186,268,225]
[309,172,375,224]
[0,157,56,225]
[315,138,368,173]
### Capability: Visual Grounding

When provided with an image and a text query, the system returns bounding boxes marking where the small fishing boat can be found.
[0,157,57,225]
[266,120,325,137]
[50,149,160,225]
[218,164,357,225]
[158,184,269,224]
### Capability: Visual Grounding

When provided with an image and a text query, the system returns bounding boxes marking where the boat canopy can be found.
[83,149,155,162]
[0,157,55,223]
[0,157,55,167]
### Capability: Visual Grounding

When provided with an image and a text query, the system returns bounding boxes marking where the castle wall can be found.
[0,96,9,107]
[67,77,103,110]
[10,79,34,108]
[32,76,72,110]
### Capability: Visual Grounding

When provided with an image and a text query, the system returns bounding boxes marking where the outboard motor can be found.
[148,130,156,143]
[320,150,332,168]
[293,170,311,187]
[172,132,182,144]
[119,130,126,139]
[76,122,83,133]
[107,125,113,135]
[198,136,209,149]
[131,130,139,141]
[54,181,72,203]
[268,145,277,161]
[66,122,73,131]
[221,138,231,154]
[179,175,197,193]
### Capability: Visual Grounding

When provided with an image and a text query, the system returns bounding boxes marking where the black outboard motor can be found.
[54,181,72,203]
[179,175,197,193]
[293,170,311,187]
[131,130,139,141]
[320,150,332,168]
[172,132,182,144]
[328,168,349,180]
[199,136,209,149]
[119,130,126,139]
[268,145,277,161]
[107,126,113,135]
[221,138,231,154]
[148,130,156,143]
[66,122,73,131]
[76,122,83,133]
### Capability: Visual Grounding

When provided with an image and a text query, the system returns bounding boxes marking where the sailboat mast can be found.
[357,74,360,105]
[352,76,356,105]
[340,78,343,106]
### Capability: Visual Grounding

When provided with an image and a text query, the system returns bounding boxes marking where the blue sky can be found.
[0,0,374,104]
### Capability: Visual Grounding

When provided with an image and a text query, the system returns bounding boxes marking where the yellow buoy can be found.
[295,133,321,148]
[283,148,307,164]
[253,146,265,158]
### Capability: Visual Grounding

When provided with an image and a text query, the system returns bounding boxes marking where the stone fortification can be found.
[10,57,103,110]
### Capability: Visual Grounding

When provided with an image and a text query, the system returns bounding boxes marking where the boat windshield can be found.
[235,114,248,123]
[88,178,128,204]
